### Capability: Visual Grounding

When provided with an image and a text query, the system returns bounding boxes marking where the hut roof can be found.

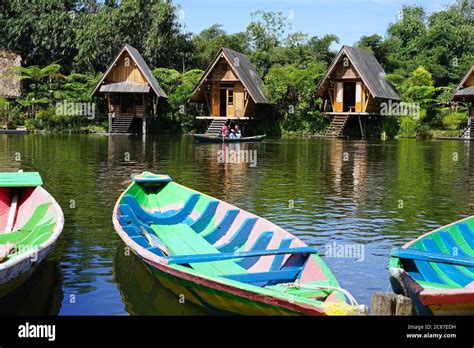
[0,48,22,99]
[315,45,399,100]
[452,66,474,101]
[191,48,269,104]
[91,44,167,98]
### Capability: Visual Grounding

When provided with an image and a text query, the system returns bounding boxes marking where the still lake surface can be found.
[0,134,473,315]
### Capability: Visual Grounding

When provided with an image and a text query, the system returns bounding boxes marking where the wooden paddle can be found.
[139,226,171,256]
[4,189,18,233]
[392,248,474,268]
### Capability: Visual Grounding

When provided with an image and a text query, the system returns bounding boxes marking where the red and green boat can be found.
[390,217,474,315]
[113,172,365,315]
[0,172,64,298]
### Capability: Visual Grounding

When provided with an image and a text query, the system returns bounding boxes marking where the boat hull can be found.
[390,268,474,315]
[193,134,266,143]
[389,216,474,315]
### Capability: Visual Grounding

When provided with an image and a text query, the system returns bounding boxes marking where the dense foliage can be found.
[0,0,472,136]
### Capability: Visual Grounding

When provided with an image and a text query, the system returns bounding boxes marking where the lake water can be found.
[0,134,472,315]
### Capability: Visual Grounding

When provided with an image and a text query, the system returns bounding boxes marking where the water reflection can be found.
[0,259,62,315]
[0,134,473,313]
[113,245,207,315]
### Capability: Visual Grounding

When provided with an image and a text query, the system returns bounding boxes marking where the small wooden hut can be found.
[0,48,22,99]
[190,48,269,135]
[315,45,399,137]
[452,66,474,138]
[91,44,167,134]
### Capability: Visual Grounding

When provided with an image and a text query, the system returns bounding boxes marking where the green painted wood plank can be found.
[151,223,247,276]
[0,172,43,187]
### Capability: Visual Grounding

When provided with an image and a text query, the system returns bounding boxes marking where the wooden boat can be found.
[0,127,28,135]
[113,172,365,315]
[0,172,64,298]
[389,216,474,315]
[193,134,266,143]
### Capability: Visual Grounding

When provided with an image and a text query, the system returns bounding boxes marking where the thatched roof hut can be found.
[0,48,22,99]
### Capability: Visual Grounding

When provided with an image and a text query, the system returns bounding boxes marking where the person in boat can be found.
[229,128,236,139]
[235,125,242,139]
[220,123,229,138]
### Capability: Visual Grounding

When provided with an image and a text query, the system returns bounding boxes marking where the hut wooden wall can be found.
[106,52,147,84]
[209,59,238,81]
[465,72,474,87]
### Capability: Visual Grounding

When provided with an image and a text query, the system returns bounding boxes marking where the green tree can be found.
[264,62,326,133]
[153,68,204,132]
[191,24,249,69]
[12,64,63,118]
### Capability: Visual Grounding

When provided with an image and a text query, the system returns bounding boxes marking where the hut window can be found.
[228,90,234,105]
[124,57,130,67]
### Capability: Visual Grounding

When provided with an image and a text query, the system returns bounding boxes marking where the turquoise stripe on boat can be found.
[237,231,273,269]
[270,238,294,271]
[420,239,473,286]
[189,201,219,233]
[217,218,258,253]
[202,210,239,244]
[458,223,474,249]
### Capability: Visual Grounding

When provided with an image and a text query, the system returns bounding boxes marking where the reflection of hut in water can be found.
[194,143,253,203]
[325,140,367,198]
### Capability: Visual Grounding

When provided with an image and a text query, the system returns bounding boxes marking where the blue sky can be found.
[175,0,456,48]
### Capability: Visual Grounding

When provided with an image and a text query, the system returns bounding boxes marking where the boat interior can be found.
[0,186,56,262]
[392,220,474,290]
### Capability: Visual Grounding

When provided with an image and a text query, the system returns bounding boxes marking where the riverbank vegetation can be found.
[0,0,472,137]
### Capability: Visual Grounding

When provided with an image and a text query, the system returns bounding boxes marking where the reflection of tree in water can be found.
[113,245,207,315]
[466,142,474,215]
[0,260,63,315]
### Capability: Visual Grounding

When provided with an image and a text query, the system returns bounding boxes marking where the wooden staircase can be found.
[205,118,227,136]
[461,119,474,139]
[111,114,134,133]
[325,114,350,137]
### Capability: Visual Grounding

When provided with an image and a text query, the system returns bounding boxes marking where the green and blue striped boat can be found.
[390,216,474,315]
[113,172,365,315]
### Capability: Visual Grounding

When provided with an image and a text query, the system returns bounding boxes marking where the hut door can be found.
[226,89,235,117]
[219,89,227,116]
[343,82,356,112]
[334,82,343,112]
